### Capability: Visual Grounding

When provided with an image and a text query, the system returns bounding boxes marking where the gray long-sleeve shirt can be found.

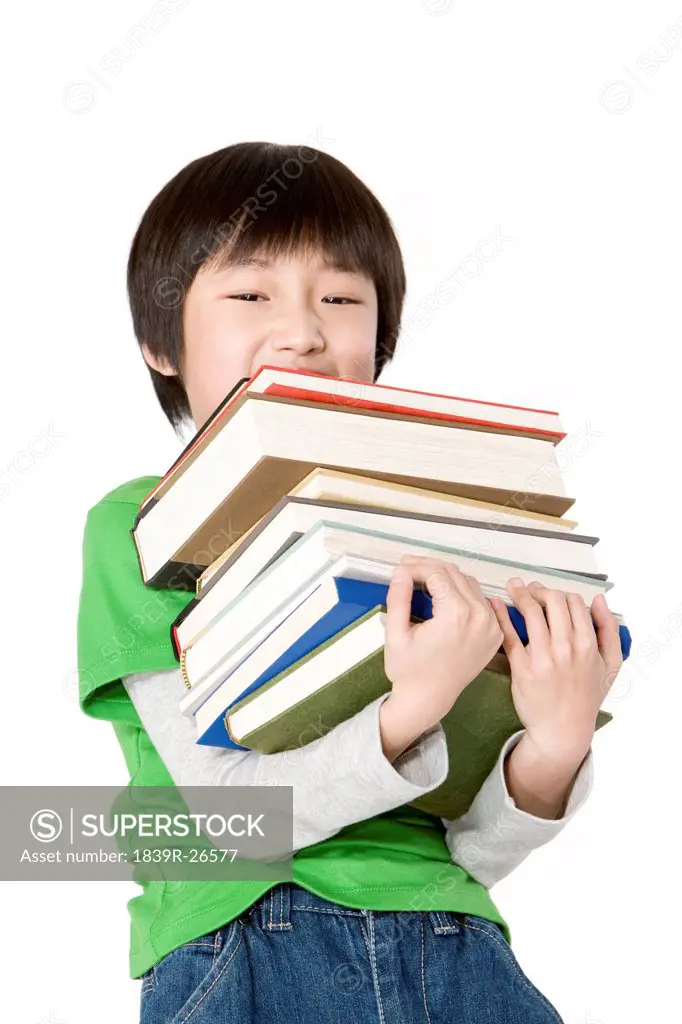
[122,667,593,889]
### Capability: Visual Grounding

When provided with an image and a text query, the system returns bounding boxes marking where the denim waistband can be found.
[239,882,466,937]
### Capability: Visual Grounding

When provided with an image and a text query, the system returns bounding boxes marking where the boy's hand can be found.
[490,579,623,763]
[381,555,503,747]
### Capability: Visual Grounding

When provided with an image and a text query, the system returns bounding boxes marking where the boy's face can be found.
[143,248,379,430]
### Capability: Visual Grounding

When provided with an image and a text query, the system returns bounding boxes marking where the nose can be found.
[269,305,325,355]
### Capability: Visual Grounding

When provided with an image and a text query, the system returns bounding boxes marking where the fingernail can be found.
[508,577,523,587]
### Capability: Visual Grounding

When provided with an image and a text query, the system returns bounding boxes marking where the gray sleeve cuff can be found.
[361,693,450,794]
[441,729,594,889]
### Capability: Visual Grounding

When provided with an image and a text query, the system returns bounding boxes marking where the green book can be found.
[223,607,613,819]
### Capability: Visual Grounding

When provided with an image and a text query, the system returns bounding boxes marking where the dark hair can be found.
[127,141,407,433]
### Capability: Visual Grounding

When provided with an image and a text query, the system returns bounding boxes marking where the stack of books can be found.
[131,366,632,819]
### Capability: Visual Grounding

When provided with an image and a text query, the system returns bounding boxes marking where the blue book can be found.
[196,575,632,750]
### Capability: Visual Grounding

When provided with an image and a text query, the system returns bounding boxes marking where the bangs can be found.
[191,145,387,284]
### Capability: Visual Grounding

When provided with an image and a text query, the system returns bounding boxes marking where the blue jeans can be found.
[139,882,564,1023]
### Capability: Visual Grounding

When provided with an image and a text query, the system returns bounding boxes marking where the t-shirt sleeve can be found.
[77,495,194,725]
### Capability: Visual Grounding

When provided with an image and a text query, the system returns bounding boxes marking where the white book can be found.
[132,394,570,587]
[183,496,601,650]
[176,522,620,716]
[192,567,383,735]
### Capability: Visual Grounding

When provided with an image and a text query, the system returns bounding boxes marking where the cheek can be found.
[334,320,377,381]
[190,337,251,400]
[342,346,376,381]
[182,311,256,410]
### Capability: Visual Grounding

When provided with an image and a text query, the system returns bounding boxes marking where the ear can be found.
[141,341,176,377]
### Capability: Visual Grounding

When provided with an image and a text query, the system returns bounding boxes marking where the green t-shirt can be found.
[77,475,510,979]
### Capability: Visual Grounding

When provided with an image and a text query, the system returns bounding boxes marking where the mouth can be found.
[253,361,336,379]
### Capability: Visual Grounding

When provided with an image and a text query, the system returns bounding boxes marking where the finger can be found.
[564,592,596,648]
[506,578,551,657]
[442,563,480,605]
[526,581,573,647]
[384,563,415,645]
[464,573,500,622]
[401,555,472,606]
[590,593,623,671]
[425,564,471,621]
[490,597,526,663]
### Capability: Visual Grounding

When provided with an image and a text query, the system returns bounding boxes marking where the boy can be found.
[77,141,622,1023]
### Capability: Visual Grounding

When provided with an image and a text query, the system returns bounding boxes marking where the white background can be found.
[1,1,680,1021]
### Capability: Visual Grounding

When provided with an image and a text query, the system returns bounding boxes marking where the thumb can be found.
[384,564,413,646]
[490,597,524,660]
[590,593,622,672]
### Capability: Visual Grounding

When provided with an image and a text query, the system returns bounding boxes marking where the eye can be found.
[226,293,358,304]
